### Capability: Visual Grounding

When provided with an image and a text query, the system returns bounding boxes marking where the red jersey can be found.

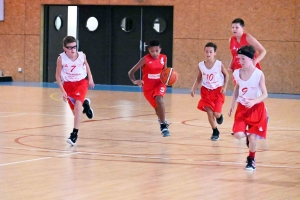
[142,54,166,87]
[230,33,261,71]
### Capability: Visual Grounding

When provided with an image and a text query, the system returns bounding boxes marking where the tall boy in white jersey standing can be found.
[228,45,268,170]
[56,36,95,146]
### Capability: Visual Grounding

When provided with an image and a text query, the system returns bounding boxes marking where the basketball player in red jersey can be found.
[191,42,229,141]
[128,40,170,137]
[228,45,268,171]
[228,18,266,72]
[56,36,95,146]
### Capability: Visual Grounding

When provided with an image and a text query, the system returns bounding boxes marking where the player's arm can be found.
[190,67,202,97]
[83,53,95,89]
[164,56,168,69]
[246,33,267,66]
[227,38,233,71]
[228,83,239,117]
[128,57,145,86]
[221,63,229,93]
[255,72,268,103]
[244,72,268,108]
[55,56,67,102]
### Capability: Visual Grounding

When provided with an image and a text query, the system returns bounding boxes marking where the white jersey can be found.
[199,60,224,90]
[60,52,87,82]
[233,68,262,106]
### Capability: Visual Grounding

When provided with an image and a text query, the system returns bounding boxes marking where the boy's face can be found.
[204,47,216,59]
[238,54,252,67]
[63,42,77,56]
[148,46,161,59]
[231,23,244,37]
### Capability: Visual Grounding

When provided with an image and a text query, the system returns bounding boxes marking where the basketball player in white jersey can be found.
[55,36,95,146]
[228,45,268,170]
[191,42,229,141]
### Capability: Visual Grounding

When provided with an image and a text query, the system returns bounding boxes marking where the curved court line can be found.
[50,92,62,101]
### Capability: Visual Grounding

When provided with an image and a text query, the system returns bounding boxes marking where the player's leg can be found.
[67,100,83,146]
[206,107,219,141]
[212,87,225,125]
[155,95,170,137]
[245,133,257,170]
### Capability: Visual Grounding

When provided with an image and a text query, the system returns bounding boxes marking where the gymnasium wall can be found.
[0,0,299,94]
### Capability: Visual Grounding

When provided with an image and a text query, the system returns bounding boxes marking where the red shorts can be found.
[197,86,225,113]
[143,81,166,108]
[232,102,267,138]
[63,79,88,110]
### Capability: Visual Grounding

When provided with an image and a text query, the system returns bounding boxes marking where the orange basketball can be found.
[160,68,178,86]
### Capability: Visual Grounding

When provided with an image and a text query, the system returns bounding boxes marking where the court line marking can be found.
[0,152,79,167]
[0,145,299,169]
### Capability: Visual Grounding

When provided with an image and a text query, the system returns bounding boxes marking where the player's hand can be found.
[62,91,68,102]
[227,66,233,72]
[221,87,227,94]
[244,99,255,108]
[190,90,195,97]
[228,107,234,117]
[89,79,95,89]
[133,80,144,86]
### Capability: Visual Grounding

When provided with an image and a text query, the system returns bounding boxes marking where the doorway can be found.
[44,5,174,85]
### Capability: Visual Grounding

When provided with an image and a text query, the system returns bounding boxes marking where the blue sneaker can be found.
[160,123,170,137]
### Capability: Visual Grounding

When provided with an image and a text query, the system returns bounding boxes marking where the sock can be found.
[73,128,79,135]
[249,151,256,158]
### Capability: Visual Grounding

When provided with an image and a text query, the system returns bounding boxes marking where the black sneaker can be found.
[160,123,170,137]
[82,98,94,119]
[245,156,256,170]
[67,133,78,146]
[211,128,219,141]
[158,119,168,130]
[216,114,223,125]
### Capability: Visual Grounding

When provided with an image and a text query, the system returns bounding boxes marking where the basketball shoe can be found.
[211,128,219,141]
[245,156,256,170]
[160,123,170,137]
[82,98,94,119]
[216,114,223,125]
[67,132,78,146]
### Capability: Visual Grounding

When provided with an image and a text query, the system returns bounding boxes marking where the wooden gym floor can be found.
[0,83,299,200]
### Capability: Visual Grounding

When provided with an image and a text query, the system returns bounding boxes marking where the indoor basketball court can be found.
[0,82,299,199]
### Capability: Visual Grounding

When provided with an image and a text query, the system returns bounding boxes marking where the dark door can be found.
[142,6,173,68]
[77,5,173,85]
[110,6,141,85]
[43,6,68,82]
[77,6,110,84]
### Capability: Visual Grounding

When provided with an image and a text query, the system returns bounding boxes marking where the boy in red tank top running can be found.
[128,40,170,137]
[228,18,266,72]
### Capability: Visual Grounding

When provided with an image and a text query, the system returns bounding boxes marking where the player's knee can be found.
[234,132,245,139]
[155,95,163,103]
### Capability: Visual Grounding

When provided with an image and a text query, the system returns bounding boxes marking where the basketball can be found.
[160,68,178,86]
